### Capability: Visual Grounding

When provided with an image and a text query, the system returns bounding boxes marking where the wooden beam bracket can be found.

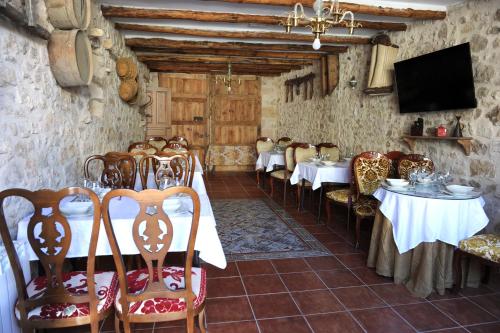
[285,73,315,102]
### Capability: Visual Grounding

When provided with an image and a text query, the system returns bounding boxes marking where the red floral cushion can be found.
[15,271,118,320]
[115,266,206,315]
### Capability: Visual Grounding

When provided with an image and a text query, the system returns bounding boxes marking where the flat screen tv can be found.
[394,43,477,113]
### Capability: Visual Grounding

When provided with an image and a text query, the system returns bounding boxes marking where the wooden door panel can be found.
[146,88,171,139]
[213,126,258,145]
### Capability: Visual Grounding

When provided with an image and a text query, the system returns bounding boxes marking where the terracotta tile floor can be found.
[56,172,500,332]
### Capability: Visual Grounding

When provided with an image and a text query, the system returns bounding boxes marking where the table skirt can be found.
[367,209,456,298]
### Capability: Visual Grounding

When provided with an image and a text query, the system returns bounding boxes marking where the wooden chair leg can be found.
[453,249,463,294]
[296,185,301,210]
[256,171,260,186]
[187,313,195,333]
[283,180,287,206]
[198,308,207,333]
[355,215,361,249]
[325,199,332,227]
[269,177,274,197]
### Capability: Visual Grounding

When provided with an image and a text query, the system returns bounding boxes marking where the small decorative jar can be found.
[436,124,447,137]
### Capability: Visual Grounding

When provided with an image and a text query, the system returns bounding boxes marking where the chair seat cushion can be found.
[270,170,290,180]
[326,189,356,204]
[458,234,500,263]
[115,266,206,315]
[353,197,379,217]
[15,271,118,320]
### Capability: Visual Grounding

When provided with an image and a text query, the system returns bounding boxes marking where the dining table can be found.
[255,151,285,172]
[290,160,351,222]
[367,184,489,297]
[16,192,227,270]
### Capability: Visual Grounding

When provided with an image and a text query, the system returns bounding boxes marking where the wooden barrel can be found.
[116,58,138,80]
[48,29,93,87]
[119,79,138,102]
[46,0,90,30]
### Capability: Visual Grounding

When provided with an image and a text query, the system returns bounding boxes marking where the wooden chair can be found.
[397,154,434,180]
[0,188,117,333]
[128,142,158,155]
[167,136,189,148]
[147,137,168,151]
[255,137,274,186]
[293,143,316,208]
[351,152,391,248]
[276,136,293,147]
[316,143,340,161]
[161,142,189,154]
[101,187,206,333]
[385,151,406,178]
[454,234,500,293]
[84,153,137,189]
[139,153,191,190]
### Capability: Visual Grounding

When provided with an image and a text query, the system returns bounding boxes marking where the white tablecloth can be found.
[290,161,351,190]
[16,194,227,269]
[373,188,489,254]
[0,241,31,333]
[256,152,285,172]
[134,156,207,195]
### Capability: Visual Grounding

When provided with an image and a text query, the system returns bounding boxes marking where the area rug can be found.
[211,198,331,261]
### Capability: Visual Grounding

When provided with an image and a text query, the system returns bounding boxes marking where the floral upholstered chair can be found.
[128,142,159,156]
[385,151,406,178]
[293,143,316,209]
[454,234,500,292]
[161,142,189,154]
[270,143,302,205]
[352,152,391,248]
[397,154,434,180]
[148,136,168,151]
[255,137,274,186]
[167,136,189,148]
[276,136,293,147]
[0,188,117,333]
[317,143,340,162]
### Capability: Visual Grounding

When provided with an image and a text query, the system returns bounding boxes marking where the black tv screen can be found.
[394,43,477,113]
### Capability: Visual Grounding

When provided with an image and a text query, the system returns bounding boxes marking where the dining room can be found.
[0,0,499,333]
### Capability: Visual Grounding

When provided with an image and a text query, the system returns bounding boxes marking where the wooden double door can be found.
[146,73,261,168]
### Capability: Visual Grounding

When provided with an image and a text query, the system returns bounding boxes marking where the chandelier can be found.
[282,0,361,50]
[215,63,241,93]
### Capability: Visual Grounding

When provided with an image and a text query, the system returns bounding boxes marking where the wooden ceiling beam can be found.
[216,0,447,20]
[125,38,347,53]
[116,23,370,44]
[145,62,303,71]
[101,6,407,31]
[134,49,324,60]
[152,68,283,76]
[137,54,313,66]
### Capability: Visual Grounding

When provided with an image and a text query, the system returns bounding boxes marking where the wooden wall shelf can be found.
[402,135,473,156]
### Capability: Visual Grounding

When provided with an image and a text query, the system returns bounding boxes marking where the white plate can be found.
[322,161,337,167]
[443,190,480,197]
[446,184,474,194]
[386,178,409,186]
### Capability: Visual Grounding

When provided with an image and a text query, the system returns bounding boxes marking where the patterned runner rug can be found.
[211,198,331,261]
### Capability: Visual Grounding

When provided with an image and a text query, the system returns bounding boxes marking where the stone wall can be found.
[263,0,500,232]
[0,0,148,235]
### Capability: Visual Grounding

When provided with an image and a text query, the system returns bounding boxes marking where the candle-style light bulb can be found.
[312,37,321,50]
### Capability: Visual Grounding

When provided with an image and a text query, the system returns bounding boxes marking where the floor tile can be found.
[204,262,239,278]
[426,289,463,301]
[313,233,345,244]
[306,312,364,333]
[323,242,360,254]
[291,289,344,315]
[207,277,246,298]
[280,271,327,291]
[304,225,332,234]
[237,260,276,276]
[335,253,367,268]
[352,307,415,333]
[465,322,500,333]
[432,298,497,325]
[332,286,386,310]
[258,316,312,333]
[207,321,260,333]
[422,329,468,333]
[394,302,458,331]
[271,258,311,273]
[370,284,425,305]
[249,293,300,319]
[154,327,185,333]
[350,267,393,285]
[242,274,287,295]
[305,256,344,271]
[459,285,495,297]
[206,297,254,323]
[468,294,500,318]
[316,269,363,288]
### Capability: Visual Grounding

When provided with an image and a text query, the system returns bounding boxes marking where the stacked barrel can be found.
[116,58,139,103]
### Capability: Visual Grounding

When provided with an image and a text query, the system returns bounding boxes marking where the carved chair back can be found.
[161,142,189,154]
[276,137,293,147]
[316,143,340,161]
[384,151,407,178]
[294,143,317,164]
[148,137,168,151]
[139,153,190,189]
[284,143,302,173]
[103,152,137,189]
[352,152,391,197]
[0,188,101,326]
[101,187,201,323]
[397,154,435,180]
[256,137,274,154]
[167,136,189,148]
